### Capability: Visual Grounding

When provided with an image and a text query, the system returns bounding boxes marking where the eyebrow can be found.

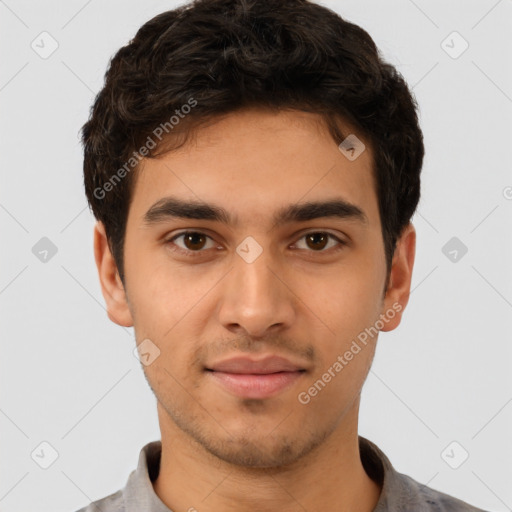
[142,196,369,228]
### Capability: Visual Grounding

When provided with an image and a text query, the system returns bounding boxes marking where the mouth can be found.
[205,355,308,399]
[205,369,306,399]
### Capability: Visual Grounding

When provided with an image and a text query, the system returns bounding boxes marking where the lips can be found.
[208,355,304,374]
[206,355,306,399]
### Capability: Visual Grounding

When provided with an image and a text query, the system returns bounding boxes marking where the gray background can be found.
[1,0,511,511]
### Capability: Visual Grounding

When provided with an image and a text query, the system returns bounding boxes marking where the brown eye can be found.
[168,231,216,254]
[294,232,346,253]
[182,232,207,250]
[305,232,329,251]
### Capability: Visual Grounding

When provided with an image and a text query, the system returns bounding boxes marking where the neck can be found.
[153,401,382,512]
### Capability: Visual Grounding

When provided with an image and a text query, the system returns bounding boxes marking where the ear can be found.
[93,221,134,327]
[380,222,416,332]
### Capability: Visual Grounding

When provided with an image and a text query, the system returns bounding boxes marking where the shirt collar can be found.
[123,436,408,512]
[123,441,170,512]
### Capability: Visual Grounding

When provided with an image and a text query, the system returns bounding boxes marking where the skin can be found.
[94,108,416,512]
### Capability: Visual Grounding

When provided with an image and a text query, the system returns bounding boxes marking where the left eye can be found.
[293,232,345,252]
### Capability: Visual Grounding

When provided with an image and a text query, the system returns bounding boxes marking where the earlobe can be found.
[93,221,134,327]
[380,223,416,332]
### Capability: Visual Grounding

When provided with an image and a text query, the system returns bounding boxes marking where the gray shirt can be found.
[75,436,489,512]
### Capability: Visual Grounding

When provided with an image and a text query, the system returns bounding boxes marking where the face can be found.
[95,108,415,468]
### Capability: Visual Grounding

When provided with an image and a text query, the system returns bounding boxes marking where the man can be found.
[77,0,487,510]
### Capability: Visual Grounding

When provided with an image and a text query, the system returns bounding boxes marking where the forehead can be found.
[127,109,379,230]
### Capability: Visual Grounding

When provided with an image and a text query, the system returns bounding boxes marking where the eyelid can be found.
[165,229,348,256]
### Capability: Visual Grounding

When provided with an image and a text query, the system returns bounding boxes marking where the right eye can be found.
[165,231,218,257]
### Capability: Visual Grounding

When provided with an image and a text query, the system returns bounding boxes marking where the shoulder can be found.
[73,488,124,512]
[399,472,491,512]
[359,437,490,512]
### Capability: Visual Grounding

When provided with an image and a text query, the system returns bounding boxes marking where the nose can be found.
[217,245,296,338]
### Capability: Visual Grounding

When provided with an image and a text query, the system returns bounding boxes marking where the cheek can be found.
[317,266,384,342]
[127,270,220,377]
[302,274,382,402]
[126,249,213,332]
[296,338,377,419]
[299,275,380,400]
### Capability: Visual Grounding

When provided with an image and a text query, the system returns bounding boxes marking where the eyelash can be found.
[165,231,347,258]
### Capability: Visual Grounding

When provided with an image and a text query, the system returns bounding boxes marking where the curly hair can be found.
[82,0,424,285]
